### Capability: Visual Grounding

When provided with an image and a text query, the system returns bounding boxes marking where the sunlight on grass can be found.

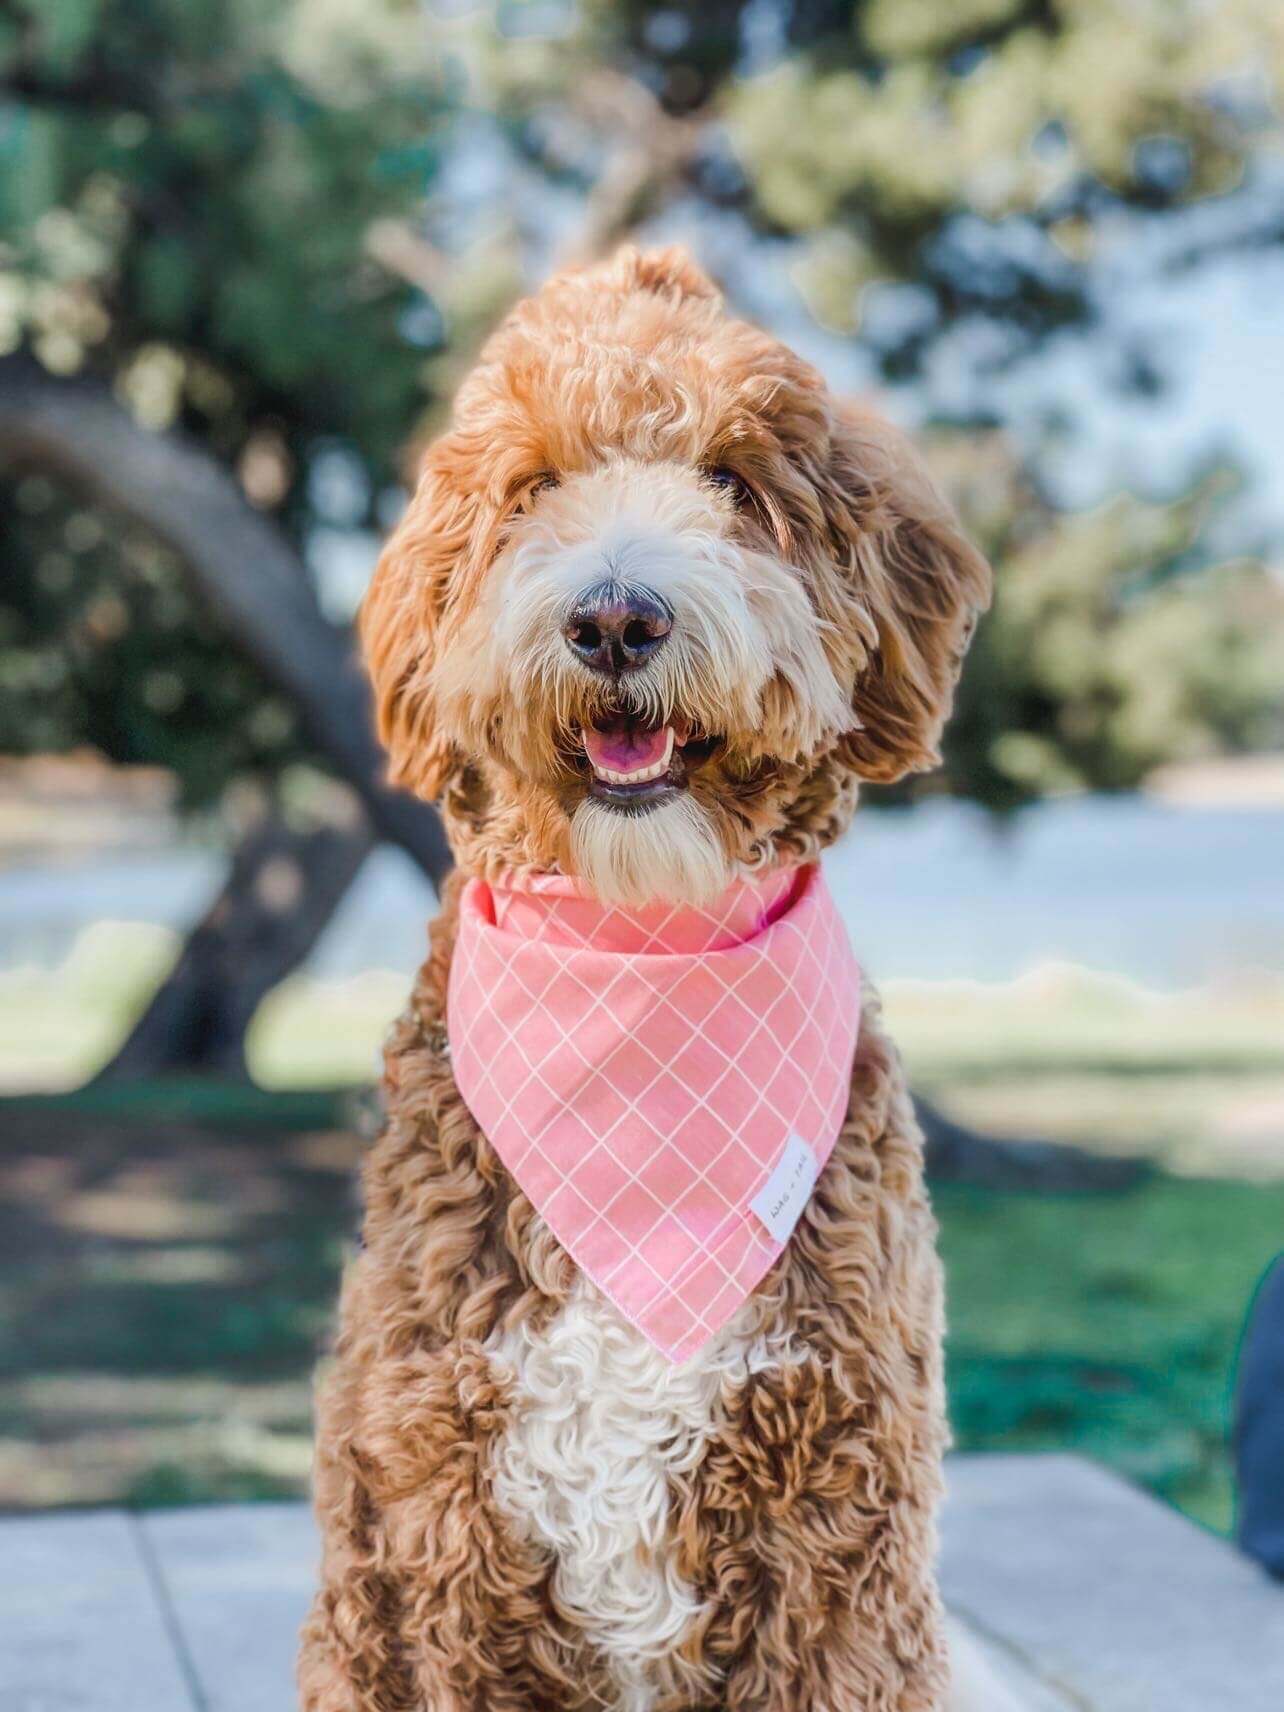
[882,964,1284,1179]
[5,927,1284,1185]
[247,968,409,1087]
[883,962,1284,1076]
[0,920,176,1091]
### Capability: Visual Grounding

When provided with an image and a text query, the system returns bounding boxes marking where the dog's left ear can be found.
[359,430,486,801]
[818,403,992,784]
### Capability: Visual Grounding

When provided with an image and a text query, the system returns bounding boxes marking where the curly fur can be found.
[300,246,992,1711]
[487,1279,808,1711]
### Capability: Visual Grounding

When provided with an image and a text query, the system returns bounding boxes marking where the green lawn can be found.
[1,1088,1279,1528]
[1,935,1281,1524]
[938,1176,1283,1533]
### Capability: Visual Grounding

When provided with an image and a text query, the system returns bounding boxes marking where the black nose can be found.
[562,582,673,675]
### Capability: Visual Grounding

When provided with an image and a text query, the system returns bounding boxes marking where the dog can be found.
[299,246,1011,1712]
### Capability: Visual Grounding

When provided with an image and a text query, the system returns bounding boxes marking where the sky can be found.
[980,208,1284,542]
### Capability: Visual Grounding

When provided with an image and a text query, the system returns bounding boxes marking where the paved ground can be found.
[2,1455,1281,1710]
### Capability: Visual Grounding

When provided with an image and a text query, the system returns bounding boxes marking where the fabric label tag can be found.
[750,1132,819,1245]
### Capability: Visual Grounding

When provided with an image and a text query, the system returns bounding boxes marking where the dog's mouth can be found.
[576,713,721,810]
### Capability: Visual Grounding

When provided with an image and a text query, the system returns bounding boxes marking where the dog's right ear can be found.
[359,432,481,802]
[817,404,992,784]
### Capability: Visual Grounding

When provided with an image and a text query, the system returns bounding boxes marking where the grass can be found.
[1,1094,1278,1529]
[938,1176,1284,1532]
[0,1107,359,1511]
[0,929,1281,1525]
[885,965,1284,1182]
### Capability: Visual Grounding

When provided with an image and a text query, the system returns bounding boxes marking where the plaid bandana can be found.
[447,863,861,1363]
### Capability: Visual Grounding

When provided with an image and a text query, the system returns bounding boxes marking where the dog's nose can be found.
[562,582,673,675]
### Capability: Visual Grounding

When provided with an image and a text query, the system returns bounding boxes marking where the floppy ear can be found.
[359,433,482,802]
[819,404,991,784]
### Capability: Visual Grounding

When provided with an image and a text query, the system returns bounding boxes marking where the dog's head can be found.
[362,247,990,904]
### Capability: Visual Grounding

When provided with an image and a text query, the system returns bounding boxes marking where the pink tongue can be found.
[583,720,671,774]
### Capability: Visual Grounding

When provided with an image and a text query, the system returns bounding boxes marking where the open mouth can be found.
[578,714,719,809]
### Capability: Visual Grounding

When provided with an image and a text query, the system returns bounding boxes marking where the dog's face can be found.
[362,248,990,904]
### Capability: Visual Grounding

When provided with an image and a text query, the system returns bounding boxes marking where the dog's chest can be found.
[488,1276,798,1711]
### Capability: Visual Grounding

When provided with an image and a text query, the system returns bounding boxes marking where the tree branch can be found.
[556,70,702,264]
[0,356,451,890]
[0,64,152,112]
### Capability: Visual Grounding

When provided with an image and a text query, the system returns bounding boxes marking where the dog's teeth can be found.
[592,756,667,784]
[588,726,675,787]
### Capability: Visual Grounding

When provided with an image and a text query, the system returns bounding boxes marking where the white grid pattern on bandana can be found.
[448,866,860,1363]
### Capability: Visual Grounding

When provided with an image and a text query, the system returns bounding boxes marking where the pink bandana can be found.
[447,864,861,1363]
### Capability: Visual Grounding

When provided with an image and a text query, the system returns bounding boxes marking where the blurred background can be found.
[1,0,1282,1533]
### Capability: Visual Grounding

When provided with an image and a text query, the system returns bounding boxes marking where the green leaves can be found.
[924,444,1284,809]
[0,0,446,805]
[2,0,1282,815]
[20,0,106,77]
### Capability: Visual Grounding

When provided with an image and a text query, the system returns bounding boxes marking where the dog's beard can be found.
[570,793,730,906]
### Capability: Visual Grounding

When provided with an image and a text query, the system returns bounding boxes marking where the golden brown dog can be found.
[299,247,1000,1712]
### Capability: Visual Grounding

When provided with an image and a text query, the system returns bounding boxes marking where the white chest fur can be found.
[488,1276,800,1712]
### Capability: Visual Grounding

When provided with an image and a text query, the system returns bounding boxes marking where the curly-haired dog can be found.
[299,248,1013,1712]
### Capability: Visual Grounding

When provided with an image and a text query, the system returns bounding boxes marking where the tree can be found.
[930,438,1284,808]
[0,0,452,1071]
[1,0,1282,1088]
[0,355,450,1075]
[0,0,445,799]
[413,0,1284,803]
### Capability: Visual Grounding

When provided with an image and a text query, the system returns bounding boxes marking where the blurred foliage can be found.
[0,0,443,806]
[728,0,1284,367]
[428,0,1284,369]
[0,474,304,803]
[0,0,437,458]
[930,436,1284,806]
[1,0,1282,811]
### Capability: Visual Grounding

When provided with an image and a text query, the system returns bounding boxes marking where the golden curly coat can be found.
[299,247,992,1712]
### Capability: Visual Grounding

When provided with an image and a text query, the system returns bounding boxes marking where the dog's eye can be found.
[704,466,750,506]
[529,472,559,499]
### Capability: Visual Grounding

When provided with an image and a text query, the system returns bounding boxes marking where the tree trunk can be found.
[98,808,374,1081]
[0,355,449,1083]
